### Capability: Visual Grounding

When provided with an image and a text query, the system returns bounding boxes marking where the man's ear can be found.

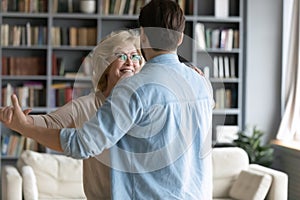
[140,27,147,42]
[177,32,184,46]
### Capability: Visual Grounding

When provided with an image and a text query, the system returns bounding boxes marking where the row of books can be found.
[195,23,239,51]
[1,0,48,13]
[2,56,46,76]
[51,26,97,47]
[102,0,145,15]
[1,23,47,47]
[1,134,39,157]
[214,88,237,109]
[102,0,193,16]
[52,54,92,77]
[52,0,79,13]
[213,56,236,79]
[50,83,91,107]
[2,83,46,107]
[1,82,91,108]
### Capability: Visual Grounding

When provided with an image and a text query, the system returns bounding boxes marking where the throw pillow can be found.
[229,170,272,200]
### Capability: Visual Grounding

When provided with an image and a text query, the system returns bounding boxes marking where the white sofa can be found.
[2,147,288,200]
[2,150,86,200]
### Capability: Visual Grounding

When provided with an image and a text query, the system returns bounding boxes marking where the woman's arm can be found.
[32,92,104,129]
[3,94,63,152]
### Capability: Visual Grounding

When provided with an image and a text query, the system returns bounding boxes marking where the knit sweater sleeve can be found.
[31,92,104,129]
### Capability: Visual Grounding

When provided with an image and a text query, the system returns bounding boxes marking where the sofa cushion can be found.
[229,170,272,200]
[21,166,38,200]
[212,147,249,198]
[2,165,22,200]
[17,150,86,199]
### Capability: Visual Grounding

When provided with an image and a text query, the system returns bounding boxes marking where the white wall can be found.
[245,0,283,141]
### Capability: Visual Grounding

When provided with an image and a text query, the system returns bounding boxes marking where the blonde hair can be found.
[87,29,142,92]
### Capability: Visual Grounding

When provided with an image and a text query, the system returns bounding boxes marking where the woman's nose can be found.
[125,57,133,65]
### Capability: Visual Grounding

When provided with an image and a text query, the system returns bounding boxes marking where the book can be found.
[3,83,14,106]
[1,135,10,156]
[220,29,227,49]
[223,56,230,78]
[1,24,9,46]
[77,27,88,46]
[205,28,212,48]
[195,23,206,50]
[109,0,116,14]
[7,57,46,76]
[215,0,229,18]
[1,0,8,12]
[225,29,234,50]
[211,29,220,49]
[230,56,236,78]
[218,56,224,78]
[26,22,31,46]
[69,27,77,46]
[215,88,225,109]
[2,57,8,75]
[61,27,69,46]
[114,0,122,14]
[87,28,97,46]
[128,0,135,15]
[213,56,219,78]
[118,0,127,15]
[52,0,58,13]
[102,0,110,15]
[203,66,210,79]
[225,89,232,108]
[233,30,239,48]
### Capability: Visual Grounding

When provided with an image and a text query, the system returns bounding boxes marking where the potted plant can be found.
[233,126,274,167]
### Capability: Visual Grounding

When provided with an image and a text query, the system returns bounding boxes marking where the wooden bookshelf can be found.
[0,0,245,160]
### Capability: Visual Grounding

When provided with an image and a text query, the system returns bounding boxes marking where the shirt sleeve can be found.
[59,80,143,159]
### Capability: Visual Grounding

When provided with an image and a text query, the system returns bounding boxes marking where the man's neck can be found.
[144,49,177,61]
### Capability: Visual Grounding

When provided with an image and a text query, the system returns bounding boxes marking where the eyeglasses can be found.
[115,53,142,62]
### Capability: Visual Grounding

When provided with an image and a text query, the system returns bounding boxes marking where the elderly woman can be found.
[0,29,144,199]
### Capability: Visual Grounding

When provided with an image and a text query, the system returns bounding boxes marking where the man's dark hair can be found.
[138,0,186,51]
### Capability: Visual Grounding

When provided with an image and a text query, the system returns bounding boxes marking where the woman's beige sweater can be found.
[31,91,111,200]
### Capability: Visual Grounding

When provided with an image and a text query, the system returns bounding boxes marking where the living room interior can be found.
[1,0,299,199]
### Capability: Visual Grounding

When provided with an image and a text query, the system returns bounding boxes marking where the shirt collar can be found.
[147,53,180,65]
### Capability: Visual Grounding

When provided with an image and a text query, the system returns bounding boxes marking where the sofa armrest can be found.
[249,164,288,200]
[1,165,22,200]
[20,165,38,200]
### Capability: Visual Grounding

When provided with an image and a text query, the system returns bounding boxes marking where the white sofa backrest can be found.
[212,147,249,198]
[17,150,86,200]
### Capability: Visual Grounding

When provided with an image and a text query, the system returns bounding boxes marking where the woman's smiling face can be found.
[103,44,143,96]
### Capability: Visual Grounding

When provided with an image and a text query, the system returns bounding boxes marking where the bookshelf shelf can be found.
[213,109,240,115]
[197,16,242,22]
[2,75,48,80]
[0,0,245,163]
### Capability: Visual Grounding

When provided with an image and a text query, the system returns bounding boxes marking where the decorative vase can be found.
[80,0,96,14]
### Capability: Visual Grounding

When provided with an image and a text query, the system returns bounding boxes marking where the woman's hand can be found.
[0,100,33,126]
[191,66,204,76]
[0,94,33,134]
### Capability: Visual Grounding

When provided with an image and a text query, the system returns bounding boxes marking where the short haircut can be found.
[138,0,186,51]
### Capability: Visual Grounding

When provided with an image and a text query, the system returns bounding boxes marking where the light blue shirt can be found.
[60,54,214,199]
